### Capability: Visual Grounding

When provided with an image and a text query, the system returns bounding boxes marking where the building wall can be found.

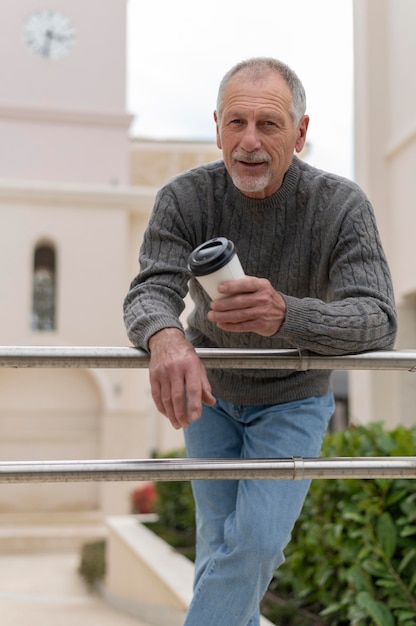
[0,0,147,516]
[130,139,221,187]
[0,182,155,514]
[351,0,416,427]
[0,1,131,185]
[0,143,219,515]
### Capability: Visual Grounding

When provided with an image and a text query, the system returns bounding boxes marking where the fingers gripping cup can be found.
[188,237,245,299]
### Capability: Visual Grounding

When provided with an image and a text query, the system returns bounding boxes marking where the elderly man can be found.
[124,57,397,626]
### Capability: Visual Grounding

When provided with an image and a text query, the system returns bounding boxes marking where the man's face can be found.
[215,71,309,199]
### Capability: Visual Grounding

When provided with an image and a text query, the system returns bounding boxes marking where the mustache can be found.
[232,150,271,164]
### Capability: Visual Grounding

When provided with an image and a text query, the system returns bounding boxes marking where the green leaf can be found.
[357,543,373,560]
[394,609,416,621]
[400,493,416,517]
[347,564,374,594]
[375,578,399,588]
[357,591,395,626]
[386,488,408,507]
[319,602,342,616]
[398,547,416,573]
[375,478,392,492]
[362,558,389,577]
[377,512,397,559]
[388,596,415,610]
[343,510,367,524]
[400,525,416,537]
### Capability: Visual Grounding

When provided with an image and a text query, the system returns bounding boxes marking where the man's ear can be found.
[214,111,222,150]
[295,115,309,153]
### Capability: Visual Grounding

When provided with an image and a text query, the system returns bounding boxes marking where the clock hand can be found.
[50,33,74,43]
[41,30,53,58]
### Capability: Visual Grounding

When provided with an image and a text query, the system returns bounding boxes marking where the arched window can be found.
[31,243,57,331]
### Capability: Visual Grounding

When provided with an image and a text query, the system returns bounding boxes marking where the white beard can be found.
[230,167,270,194]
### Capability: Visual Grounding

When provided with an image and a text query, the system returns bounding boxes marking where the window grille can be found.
[31,244,56,331]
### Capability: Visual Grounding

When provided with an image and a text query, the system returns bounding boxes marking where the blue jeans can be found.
[183,391,335,626]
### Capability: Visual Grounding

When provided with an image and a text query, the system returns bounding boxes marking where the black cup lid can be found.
[188,237,236,276]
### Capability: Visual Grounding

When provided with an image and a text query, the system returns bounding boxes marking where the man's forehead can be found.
[221,75,292,113]
[224,71,290,97]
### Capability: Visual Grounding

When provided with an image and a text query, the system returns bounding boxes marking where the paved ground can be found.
[0,552,150,626]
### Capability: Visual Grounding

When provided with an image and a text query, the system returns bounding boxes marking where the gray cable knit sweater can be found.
[124,156,397,405]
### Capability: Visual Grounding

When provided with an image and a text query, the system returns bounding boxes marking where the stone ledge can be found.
[104,515,273,626]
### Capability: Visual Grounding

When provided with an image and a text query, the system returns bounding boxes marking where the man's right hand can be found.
[148,328,216,430]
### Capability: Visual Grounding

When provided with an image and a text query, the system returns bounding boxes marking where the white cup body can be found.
[195,253,245,299]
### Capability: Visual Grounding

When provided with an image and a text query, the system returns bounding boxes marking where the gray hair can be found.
[216,57,307,126]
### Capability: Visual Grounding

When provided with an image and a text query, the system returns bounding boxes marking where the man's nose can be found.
[240,123,261,151]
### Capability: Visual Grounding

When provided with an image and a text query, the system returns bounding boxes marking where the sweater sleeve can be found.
[123,186,194,350]
[277,199,397,355]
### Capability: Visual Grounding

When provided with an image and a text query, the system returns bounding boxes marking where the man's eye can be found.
[230,119,242,125]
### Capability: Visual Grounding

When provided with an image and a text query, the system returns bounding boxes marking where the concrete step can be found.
[0,511,107,553]
[0,552,152,626]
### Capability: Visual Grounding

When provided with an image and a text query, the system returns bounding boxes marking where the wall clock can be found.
[23,9,77,60]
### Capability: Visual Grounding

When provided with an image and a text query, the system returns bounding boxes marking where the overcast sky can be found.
[127,0,354,178]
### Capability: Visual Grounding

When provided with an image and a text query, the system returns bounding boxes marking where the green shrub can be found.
[78,539,106,588]
[272,423,416,625]
[147,449,196,559]
[146,424,416,624]
[154,448,196,533]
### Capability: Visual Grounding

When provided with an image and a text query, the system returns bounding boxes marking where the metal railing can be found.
[2,345,416,371]
[0,346,415,482]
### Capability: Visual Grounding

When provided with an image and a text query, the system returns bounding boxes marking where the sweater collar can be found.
[226,155,301,210]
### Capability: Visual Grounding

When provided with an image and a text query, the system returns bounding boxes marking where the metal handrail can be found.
[1,345,416,371]
[0,457,415,482]
[0,345,415,482]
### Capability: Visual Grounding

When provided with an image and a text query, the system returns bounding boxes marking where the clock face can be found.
[23,10,77,60]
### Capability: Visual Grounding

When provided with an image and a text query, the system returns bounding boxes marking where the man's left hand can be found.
[207,277,286,337]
